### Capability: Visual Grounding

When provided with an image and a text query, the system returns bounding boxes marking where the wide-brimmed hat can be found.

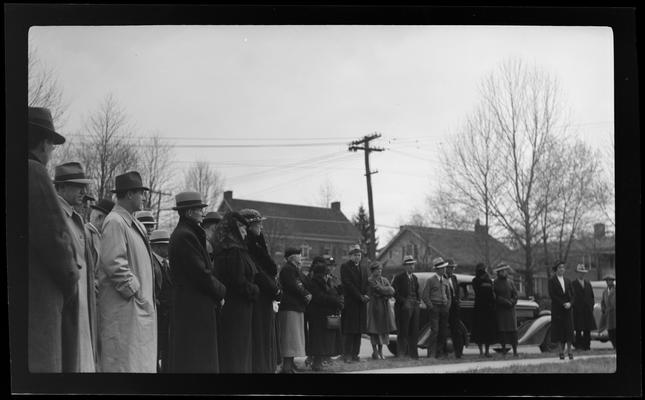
[135,210,156,226]
[446,259,458,269]
[349,244,362,255]
[203,211,223,225]
[150,229,170,244]
[173,191,208,210]
[493,263,511,273]
[325,256,336,266]
[603,274,616,281]
[369,261,383,270]
[112,171,149,193]
[83,194,96,203]
[403,255,417,265]
[575,264,589,273]
[28,107,66,145]
[91,198,115,215]
[239,208,267,224]
[433,257,449,269]
[285,247,301,258]
[53,162,93,185]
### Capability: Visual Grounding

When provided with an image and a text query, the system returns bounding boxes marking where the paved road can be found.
[350,353,616,373]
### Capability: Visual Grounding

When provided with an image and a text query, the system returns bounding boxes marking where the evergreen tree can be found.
[352,204,378,254]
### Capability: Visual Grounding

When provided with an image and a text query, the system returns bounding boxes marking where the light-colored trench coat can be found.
[97,204,157,372]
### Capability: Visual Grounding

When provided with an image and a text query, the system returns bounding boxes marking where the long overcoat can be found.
[212,213,259,373]
[601,286,616,330]
[340,260,368,334]
[548,275,575,343]
[246,232,280,373]
[307,275,344,356]
[28,153,79,373]
[493,276,518,333]
[471,273,497,345]
[97,204,157,372]
[571,279,597,331]
[366,275,396,335]
[167,216,226,373]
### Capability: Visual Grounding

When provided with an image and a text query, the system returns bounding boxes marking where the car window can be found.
[461,283,475,301]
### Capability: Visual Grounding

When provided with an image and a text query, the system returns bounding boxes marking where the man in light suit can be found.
[421,257,451,358]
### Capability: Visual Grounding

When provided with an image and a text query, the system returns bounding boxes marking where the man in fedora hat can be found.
[493,262,519,357]
[571,264,596,351]
[54,161,97,372]
[85,198,115,296]
[149,229,173,372]
[392,255,422,359]
[421,257,452,358]
[97,170,157,372]
[167,192,226,373]
[135,210,157,236]
[201,211,223,261]
[445,259,464,359]
[340,244,369,363]
[27,107,79,372]
[600,274,616,350]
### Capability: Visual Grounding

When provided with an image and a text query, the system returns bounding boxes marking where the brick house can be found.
[217,191,361,271]
[376,221,518,288]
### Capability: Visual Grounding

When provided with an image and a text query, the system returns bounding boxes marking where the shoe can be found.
[378,352,385,360]
[371,352,379,360]
[568,353,574,360]
[352,355,360,362]
[311,364,323,372]
[484,353,492,358]
[559,353,565,360]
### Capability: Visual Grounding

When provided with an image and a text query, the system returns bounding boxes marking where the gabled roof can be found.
[377,225,512,267]
[218,197,361,242]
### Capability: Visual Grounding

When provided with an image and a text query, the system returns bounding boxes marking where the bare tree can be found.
[594,135,615,228]
[312,178,339,208]
[425,188,477,231]
[139,133,175,220]
[28,42,69,129]
[184,161,224,207]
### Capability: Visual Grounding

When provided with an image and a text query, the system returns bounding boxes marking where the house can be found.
[217,191,361,270]
[376,220,517,286]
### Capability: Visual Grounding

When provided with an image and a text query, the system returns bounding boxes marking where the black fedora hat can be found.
[111,171,149,193]
[91,198,115,215]
[28,107,66,145]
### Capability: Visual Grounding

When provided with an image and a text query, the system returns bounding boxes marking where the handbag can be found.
[326,314,341,330]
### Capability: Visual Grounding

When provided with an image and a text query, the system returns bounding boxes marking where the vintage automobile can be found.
[386,272,541,356]
[516,279,612,352]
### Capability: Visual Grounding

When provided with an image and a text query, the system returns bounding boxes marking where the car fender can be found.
[518,314,551,346]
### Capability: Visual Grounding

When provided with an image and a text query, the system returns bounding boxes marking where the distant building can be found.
[376,220,518,287]
[217,190,361,272]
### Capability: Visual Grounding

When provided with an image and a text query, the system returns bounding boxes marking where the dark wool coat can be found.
[548,275,575,343]
[246,232,280,373]
[340,260,369,334]
[307,275,344,357]
[493,276,518,332]
[28,153,80,373]
[392,272,420,307]
[213,212,259,373]
[572,279,597,331]
[278,261,310,313]
[152,252,173,371]
[471,274,497,345]
[168,217,226,373]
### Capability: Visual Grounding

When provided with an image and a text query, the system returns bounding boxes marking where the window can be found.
[300,244,312,260]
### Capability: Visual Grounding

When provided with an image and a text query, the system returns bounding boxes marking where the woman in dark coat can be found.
[240,208,281,374]
[493,263,518,357]
[548,261,576,360]
[167,200,227,373]
[571,264,596,351]
[471,263,497,358]
[366,261,396,360]
[212,211,260,373]
[307,262,344,371]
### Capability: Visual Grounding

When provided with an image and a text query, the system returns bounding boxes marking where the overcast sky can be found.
[29,25,614,242]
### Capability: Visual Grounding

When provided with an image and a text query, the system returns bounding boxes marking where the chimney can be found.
[331,201,341,211]
[594,223,606,239]
[474,219,488,235]
[223,190,233,201]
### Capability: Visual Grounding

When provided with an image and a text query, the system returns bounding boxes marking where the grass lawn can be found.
[461,356,616,373]
[300,348,616,373]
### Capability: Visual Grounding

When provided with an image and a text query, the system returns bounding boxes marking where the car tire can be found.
[539,328,559,353]
[387,342,398,357]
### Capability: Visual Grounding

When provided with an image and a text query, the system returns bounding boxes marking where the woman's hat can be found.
[203,211,223,225]
[552,260,566,272]
[493,263,511,273]
[53,162,93,185]
[311,261,329,275]
[173,191,208,210]
[285,247,301,258]
[432,257,448,269]
[149,229,170,244]
[603,274,615,281]
[311,256,327,268]
[28,107,66,144]
[349,244,362,255]
[112,171,149,193]
[403,255,417,265]
[135,210,156,226]
[369,261,382,270]
[239,208,267,224]
[91,198,115,215]
[575,264,589,273]
[446,259,458,269]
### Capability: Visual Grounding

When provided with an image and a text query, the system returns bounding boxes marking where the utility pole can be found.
[348,132,384,260]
